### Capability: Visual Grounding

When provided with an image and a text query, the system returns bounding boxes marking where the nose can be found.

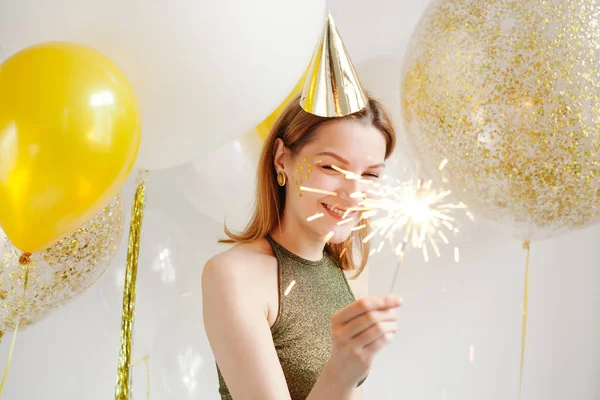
[336,176,362,208]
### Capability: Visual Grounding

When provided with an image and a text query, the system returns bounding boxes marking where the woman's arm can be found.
[203,253,357,400]
[202,254,291,399]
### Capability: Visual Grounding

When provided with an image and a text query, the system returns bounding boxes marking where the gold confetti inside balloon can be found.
[0,195,124,331]
[401,0,600,241]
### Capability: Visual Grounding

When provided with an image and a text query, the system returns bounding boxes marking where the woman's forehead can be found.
[305,120,387,162]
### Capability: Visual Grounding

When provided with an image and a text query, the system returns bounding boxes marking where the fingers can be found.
[352,321,397,348]
[363,331,396,353]
[333,295,403,325]
[337,309,397,342]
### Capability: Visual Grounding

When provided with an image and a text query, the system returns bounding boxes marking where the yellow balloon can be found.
[0,42,140,252]
[256,69,308,140]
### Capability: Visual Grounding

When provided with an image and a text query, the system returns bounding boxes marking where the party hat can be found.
[300,11,368,117]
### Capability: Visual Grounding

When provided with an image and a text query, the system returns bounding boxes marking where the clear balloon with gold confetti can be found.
[402,0,600,241]
[0,195,124,333]
[402,1,600,394]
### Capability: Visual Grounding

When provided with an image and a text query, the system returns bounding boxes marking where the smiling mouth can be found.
[322,203,355,219]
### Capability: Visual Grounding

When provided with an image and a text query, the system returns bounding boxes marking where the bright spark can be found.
[284,280,296,296]
[362,231,376,243]
[439,158,448,171]
[300,186,337,196]
[307,213,324,222]
[323,231,335,243]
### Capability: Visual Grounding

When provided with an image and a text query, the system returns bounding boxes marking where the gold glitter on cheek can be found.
[295,157,313,197]
[402,0,600,240]
[0,194,124,331]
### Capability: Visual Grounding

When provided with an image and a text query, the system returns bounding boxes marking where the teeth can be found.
[324,204,346,216]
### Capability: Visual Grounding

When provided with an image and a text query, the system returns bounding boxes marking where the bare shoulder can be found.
[202,238,279,320]
[202,239,275,288]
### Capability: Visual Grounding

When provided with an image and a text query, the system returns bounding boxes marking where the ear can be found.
[273,138,288,172]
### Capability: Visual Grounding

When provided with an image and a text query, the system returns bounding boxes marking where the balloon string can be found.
[0,321,20,397]
[132,355,150,400]
[0,255,31,397]
[115,171,148,400]
[519,241,530,399]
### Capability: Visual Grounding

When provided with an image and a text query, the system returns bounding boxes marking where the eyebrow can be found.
[316,151,386,169]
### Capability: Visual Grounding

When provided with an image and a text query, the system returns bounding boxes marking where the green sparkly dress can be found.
[216,234,366,399]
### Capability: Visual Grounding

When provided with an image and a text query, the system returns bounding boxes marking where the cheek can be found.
[305,172,329,189]
[292,173,339,206]
[289,158,313,196]
[305,169,340,189]
[289,162,339,198]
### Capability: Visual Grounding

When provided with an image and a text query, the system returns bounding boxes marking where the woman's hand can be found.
[325,295,402,388]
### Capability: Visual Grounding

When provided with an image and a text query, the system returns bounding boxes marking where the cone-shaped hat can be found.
[300,12,368,117]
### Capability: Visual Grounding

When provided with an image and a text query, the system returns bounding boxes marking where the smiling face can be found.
[276,119,387,244]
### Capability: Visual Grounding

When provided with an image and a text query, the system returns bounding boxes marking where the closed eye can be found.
[321,165,336,171]
[322,165,380,179]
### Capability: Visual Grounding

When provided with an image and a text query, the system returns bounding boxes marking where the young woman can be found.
[202,94,403,400]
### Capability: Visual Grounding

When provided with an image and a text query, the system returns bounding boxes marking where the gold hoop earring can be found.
[277,171,286,186]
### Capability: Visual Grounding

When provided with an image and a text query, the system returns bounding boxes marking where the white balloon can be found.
[0,0,325,170]
[150,293,216,400]
[355,56,416,161]
[176,130,263,230]
[356,57,403,128]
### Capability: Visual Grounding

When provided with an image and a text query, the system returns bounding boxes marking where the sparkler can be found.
[302,158,473,293]
[358,161,473,292]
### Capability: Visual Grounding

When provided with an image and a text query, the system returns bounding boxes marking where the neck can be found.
[269,210,325,262]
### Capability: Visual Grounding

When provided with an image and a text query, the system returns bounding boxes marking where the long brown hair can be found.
[221,94,396,278]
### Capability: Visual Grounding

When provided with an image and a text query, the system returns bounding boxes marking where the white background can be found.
[0,0,598,399]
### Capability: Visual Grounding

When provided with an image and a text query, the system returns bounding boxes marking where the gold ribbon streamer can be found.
[115,171,148,400]
[519,241,530,398]
[0,254,31,396]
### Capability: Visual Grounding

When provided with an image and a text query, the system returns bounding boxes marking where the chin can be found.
[317,223,354,244]
[300,209,358,244]
[327,233,352,245]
